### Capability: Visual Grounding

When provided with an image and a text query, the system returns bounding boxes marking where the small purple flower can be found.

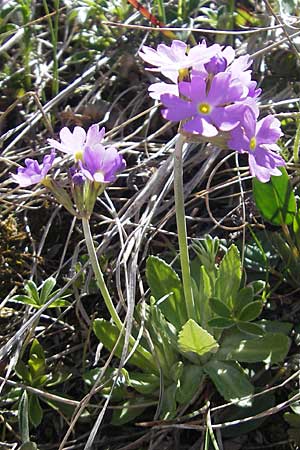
[11,150,56,187]
[80,145,126,183]
[48,124,105,160]
[228,108,285,182]
[161,73,245,137]
[139,40,220,83]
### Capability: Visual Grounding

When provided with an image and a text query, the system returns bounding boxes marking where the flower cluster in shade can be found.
[139,39,285,182]
[12,124,126,188]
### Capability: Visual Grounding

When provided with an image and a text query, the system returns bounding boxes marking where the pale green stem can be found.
[82,217,158,371]
[293,117,300,164]
[82,217,123,331]
[174,134,195,320]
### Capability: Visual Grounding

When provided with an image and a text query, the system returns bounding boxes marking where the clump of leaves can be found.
[11,277,71,309]
[91,237,291,424]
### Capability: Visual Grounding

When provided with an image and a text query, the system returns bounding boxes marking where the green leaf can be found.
[93,319,157,373]
[160,383,177,419]
[24,280,39,305]
[129,372,160,395]
[210,298,232,318]
[204,360,254,405]
[111,398,147,426]
[10,295,39,307]
[251,280,266,296]
[28,395,43,427]
[208,317,235,329]
[293,210,300,248]
[30,339,45,361]
[220,331,290,363]
[19,391,30,443]
[221,392,275,438]
[237,321,265,336]
[257,319,292,334]
[48,299,71,308]
[253,167,296,225]
[15,361,32,384]
[39,277,56,305]
[146,256,187,328]
[234,286,254,314]
[238,300,263,322]
[215,245,241,307]
[178,319,219,356]
[28,355,46,383]
[176,365,204,405]
[193,265,213,329]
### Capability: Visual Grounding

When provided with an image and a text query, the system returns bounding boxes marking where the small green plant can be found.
[7,338,72,449]
[92,237,291,423]
[11,277,71,309]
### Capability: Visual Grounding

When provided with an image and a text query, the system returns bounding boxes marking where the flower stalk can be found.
[174,134,195,320]
[82,216,123,331]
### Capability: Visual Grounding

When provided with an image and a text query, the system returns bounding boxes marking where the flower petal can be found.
[86,124,105,147]
[256,115,283,145]
[161,94,195,121]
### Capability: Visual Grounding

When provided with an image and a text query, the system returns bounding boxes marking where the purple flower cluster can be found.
[140,39,285,182]
[12,124,126,188]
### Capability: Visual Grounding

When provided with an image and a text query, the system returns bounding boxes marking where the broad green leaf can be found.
[220,331,290,363]
[28,395,43,427]
[45,371,72,387]
[176,365,204,405]
[178,319,219,356]
[30,339,45,361]
[10,295,38,307]
[251,280,266,295]
[39,277,56,305]
[129,372,160,395]
[237,322,265,336]
[148,299,179,369]
[29,340,46,381]
[215,245,241,307]
[146,256,187,328]
[208,317,235,329]
[160,383,177,419]
[19,391,30,443]
[193,265,212,329]
[204,360,254,404]
[48,299,71,308]
[24,281,39,305]
[111,398,147,426]
[257,319,292,334]
[93,319,157,373]
[253,167,296,225]
[210,298,231,318]
[238,300,263,322]
[15,361,32,384]
[234,286,254,314]
[221,393,275,438]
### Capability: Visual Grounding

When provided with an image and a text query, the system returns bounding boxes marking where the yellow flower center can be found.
[178,68,189,81]
[249,137,256,151]
[75,150,83,161]
[198,103,211,115]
